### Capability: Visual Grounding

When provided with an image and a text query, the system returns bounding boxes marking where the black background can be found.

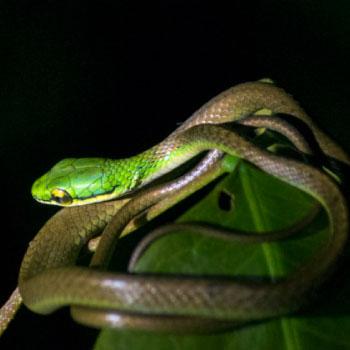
[0,1,349,349]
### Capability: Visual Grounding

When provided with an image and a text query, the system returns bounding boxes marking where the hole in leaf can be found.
[218,190,233,211]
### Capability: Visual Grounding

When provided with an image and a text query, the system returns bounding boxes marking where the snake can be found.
[0,80,348,334]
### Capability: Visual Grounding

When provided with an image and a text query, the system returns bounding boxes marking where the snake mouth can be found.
[32,196,62,206]
[33,190,124,207]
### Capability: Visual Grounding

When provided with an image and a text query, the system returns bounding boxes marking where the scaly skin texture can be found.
[20,125,348,330]
[0,80,348,334]
[31,80,350,207]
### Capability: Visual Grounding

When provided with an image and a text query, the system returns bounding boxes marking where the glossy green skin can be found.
[32,80,350,207]
[31,149,164,206]
[24,123,349,328]
[32,158,113,203]
[3,79,348,334]
[31,140,204,206]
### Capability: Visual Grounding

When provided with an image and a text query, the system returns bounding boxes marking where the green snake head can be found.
[31,158,137,206]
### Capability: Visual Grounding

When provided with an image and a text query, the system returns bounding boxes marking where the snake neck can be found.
[105,149,158,194]
[107,138,206,196]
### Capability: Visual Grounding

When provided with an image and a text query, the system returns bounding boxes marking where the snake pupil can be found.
[51,189,73,205]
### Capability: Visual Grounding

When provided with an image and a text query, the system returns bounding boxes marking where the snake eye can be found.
[50,188,73,205]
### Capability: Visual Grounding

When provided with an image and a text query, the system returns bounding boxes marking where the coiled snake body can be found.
[0,80,348,333]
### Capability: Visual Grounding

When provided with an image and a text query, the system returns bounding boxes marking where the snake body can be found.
[0,80,348,333]
[31,81,349,206]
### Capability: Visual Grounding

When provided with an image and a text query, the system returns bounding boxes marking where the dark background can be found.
[0,1,349,349]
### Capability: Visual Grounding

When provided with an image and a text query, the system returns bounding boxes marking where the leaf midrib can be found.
[239,163,300,350]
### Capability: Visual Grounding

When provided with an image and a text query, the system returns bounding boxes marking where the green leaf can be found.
[94,161,350,350]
